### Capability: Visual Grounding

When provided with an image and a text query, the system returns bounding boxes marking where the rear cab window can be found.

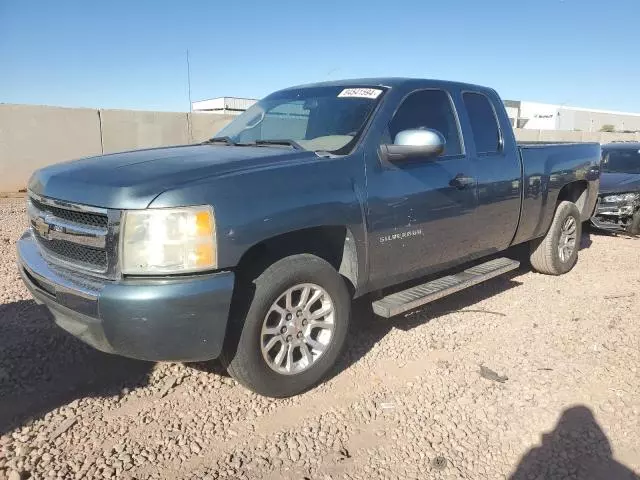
[463,92,502,155]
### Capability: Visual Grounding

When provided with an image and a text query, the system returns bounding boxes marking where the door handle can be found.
[449,174,475,190]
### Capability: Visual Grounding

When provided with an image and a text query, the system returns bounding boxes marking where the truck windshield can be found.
[602,149,640,174]
[213,86,386,154]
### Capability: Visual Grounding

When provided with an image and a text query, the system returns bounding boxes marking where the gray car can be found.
[591,142,640,234]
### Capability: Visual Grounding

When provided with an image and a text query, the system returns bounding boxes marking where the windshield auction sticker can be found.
[338,88,383,99]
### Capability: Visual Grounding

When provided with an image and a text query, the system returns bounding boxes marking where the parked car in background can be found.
[591,142,640,234]
[18,78,601,397]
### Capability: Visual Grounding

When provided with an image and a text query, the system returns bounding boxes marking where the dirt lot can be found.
[1,197,639,480]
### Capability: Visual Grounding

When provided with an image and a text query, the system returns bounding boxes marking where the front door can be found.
[366,88,478,289]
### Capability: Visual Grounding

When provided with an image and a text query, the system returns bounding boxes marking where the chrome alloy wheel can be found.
[558,216,577,262]
[260,283,335,375]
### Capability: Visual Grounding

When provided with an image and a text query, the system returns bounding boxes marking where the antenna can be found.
[186,49,193,141]
[326,67,340,78]
[186,49,193,113]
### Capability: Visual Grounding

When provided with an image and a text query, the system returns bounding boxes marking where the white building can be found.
[505,100,640,132]
[192,97,257,115]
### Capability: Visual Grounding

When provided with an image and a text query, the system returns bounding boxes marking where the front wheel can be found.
[529,201,582,275]
[221,254,351,397]
[627,210,640,235]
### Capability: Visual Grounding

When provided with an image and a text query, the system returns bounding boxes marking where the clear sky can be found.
[1,0,639,112]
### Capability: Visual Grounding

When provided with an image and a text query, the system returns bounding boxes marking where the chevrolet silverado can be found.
[18,78,601,397]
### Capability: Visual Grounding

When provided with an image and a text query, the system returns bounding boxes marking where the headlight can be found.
[121,206,216,275]
[602,192,640,204]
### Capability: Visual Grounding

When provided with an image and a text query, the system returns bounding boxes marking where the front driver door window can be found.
[386,90,462,156]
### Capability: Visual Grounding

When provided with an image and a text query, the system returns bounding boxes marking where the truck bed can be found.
[511,142,601,246]
[517,141,595,146]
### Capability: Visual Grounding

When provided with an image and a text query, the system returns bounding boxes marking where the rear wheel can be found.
[221,254,350,397]
[529,201,582,275]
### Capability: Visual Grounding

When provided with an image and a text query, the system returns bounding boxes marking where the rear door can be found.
[460,91,522,254]
[366,88,479,288]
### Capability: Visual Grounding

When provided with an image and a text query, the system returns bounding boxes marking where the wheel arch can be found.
[556,180,590,220]
[234,226,361,297]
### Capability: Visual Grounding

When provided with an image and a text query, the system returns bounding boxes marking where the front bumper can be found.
[591,197,638,231]
[17,232,235,362]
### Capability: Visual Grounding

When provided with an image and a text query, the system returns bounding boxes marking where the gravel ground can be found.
[1,196,639,480]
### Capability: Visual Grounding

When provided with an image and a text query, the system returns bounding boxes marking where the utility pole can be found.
[187,49,193,112]
[186,50,193,141]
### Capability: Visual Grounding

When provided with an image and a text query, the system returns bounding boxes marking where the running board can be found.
[372,257,520,318]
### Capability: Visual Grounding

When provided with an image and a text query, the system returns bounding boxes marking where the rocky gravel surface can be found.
[1,196,639,480]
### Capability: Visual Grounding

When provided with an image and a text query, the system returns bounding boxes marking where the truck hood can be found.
[599,172,640,195]
[28,144,317,209]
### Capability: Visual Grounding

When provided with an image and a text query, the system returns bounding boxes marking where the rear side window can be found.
[463,92,501,154]
[387,89,462,156]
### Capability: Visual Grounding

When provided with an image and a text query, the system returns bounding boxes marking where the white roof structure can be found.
[192,97,257,114]
[505,100,640,132]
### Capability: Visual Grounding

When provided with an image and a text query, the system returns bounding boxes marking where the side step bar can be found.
[372,257,520,318]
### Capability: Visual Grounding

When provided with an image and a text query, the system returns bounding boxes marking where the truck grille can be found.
[28,193,116,276]
[32,235,108,269]
[30,196,108,228]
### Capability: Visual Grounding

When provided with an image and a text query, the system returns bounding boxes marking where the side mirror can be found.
[381,129,446,163]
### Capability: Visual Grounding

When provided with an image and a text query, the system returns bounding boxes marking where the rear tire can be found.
[221,254,350,397]
[529,201,582,275]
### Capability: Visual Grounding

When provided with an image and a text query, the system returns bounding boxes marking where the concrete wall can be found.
[514,129,543,142]
[0,104,103,192]
[100,110,190,154]
[0,106,235,192]
[2,103,640,192]
[513,129,640,143]
[189,113,235,143]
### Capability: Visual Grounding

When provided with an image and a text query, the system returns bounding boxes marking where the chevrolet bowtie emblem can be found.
[34,216,51,239]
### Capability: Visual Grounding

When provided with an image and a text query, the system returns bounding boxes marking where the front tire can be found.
[627,210,640,235]
[221,254,351,397]
[529,201,582,275]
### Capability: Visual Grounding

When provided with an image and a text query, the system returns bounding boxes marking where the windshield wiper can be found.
[253,139,304,151]
[202,136,238,146]
[314,150,337,158]
[204,137,307,151]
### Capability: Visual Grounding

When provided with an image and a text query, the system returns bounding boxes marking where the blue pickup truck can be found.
[18,78,601,397]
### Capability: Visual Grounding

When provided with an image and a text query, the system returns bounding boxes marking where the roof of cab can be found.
[281,77,495,93]
[602,142,640,150]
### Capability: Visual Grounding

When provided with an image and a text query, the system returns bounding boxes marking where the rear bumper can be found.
[17,232,235,362]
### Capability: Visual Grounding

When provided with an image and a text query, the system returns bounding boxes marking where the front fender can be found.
[149,154,368,275]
